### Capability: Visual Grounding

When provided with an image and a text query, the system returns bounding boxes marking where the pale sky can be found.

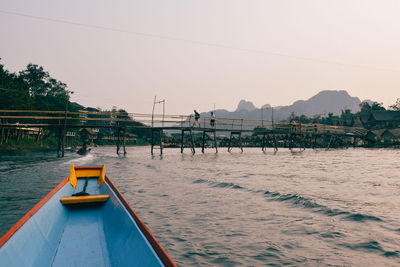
[1,0,399,114]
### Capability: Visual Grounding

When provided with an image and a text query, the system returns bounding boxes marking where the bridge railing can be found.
[0,110,368,137]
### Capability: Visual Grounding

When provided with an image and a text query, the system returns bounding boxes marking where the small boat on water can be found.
[0,165,176,267]
[76,145,91,155]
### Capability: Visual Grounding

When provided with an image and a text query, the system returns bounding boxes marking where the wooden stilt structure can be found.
[228,131,243,152]
[57,123,62,158]
[312,134,317,149]
[273,134,278,152]
[180,128,195,154]
[116,128,127,155]
[261,132,266,152]
[228,119,244,152]
[326,135,334,150]
[151,128,154,155]
[343,136,349,149]
[201,130,218,153]
[62,111,68,157]
[201,131,206,153]
[0,119,4,145]
[116,127,121,155]
[122,128,127,154]
[151,128,163,155]
[0,109,369,155]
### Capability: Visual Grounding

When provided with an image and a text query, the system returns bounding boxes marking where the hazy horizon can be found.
[1,0,399,114]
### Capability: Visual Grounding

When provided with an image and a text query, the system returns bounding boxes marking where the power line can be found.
[1,9,399,73]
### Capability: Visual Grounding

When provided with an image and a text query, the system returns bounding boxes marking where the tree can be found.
[359,102,372,113]
[371,102,385,111]
[389,98,400,111]
[340,109,353,119]
[19,64,70,110]
[0,59,31,109]
[359,101,385,113]
[319,113,339,125]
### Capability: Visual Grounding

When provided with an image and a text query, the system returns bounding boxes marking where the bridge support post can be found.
[61,130,66,157]
[180,128,195,154]
[116,128,121,155]
[180,129,184,153]
[5,127,10,144]
[312,134,317,149]
[261,132,267,152]
[57,125,62,157]
[202,131,206,153]
[228,132,232,152]
[213,130,218,153]
[228,131,243,152]
[0,119,4,145]
[123,128,127,155]
[343,136,348,149]
[326,135,334,150]
[150,128,162,155]
[190,129,195,154]
[273,134,278,152]
[151,128,154,155]
[288,134,293,150]
[159,129,163,155]
[201,130,218,153]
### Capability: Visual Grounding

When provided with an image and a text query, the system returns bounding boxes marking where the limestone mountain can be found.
[236,100,256,112]
[200,90,362,123]
[272,90,361,121]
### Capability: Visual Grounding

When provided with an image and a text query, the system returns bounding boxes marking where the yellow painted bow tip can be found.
[98,164,106,187]
[68,164,106,188]
[70,164,77,189]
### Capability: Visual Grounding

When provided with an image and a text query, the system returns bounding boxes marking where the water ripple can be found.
[1,147,400,266]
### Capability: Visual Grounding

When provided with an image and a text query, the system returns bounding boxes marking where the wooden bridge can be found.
[0,110,369,156]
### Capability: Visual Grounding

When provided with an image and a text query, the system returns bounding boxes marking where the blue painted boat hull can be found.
[0,169,175,267]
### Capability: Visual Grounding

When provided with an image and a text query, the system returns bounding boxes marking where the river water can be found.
[0,147,399,266]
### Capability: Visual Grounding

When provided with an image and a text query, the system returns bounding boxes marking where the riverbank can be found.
[0,138,58,151]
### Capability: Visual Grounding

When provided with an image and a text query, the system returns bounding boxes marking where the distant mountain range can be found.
[203,90,363,122]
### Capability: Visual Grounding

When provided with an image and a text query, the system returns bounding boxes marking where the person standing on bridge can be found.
[193,110,200,127]
[210,111,215,128]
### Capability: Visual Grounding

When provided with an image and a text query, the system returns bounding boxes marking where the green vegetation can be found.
[0,61,75,111]
[285,101,393,127]
[0,59,151,150]
[0,137,58,150]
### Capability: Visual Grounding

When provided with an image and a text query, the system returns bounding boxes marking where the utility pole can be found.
[151,96,166,155]
[152,96,166,127]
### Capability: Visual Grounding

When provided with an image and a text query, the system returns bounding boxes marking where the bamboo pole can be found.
[123,128,127,155]
[190,130,195,154]
[201,131,206,153]
[151,128,154,155]
[159,130,163,155]
[213,131,218,153]
[0,119,4,144]
[180,130,184,153]
[116,128,121,155]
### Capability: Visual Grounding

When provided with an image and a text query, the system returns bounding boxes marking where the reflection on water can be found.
[1,147,400,266]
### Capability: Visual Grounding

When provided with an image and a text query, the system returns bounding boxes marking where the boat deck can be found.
[0,178,164,267]
[52,205,110,266]
[55,179,111,266]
